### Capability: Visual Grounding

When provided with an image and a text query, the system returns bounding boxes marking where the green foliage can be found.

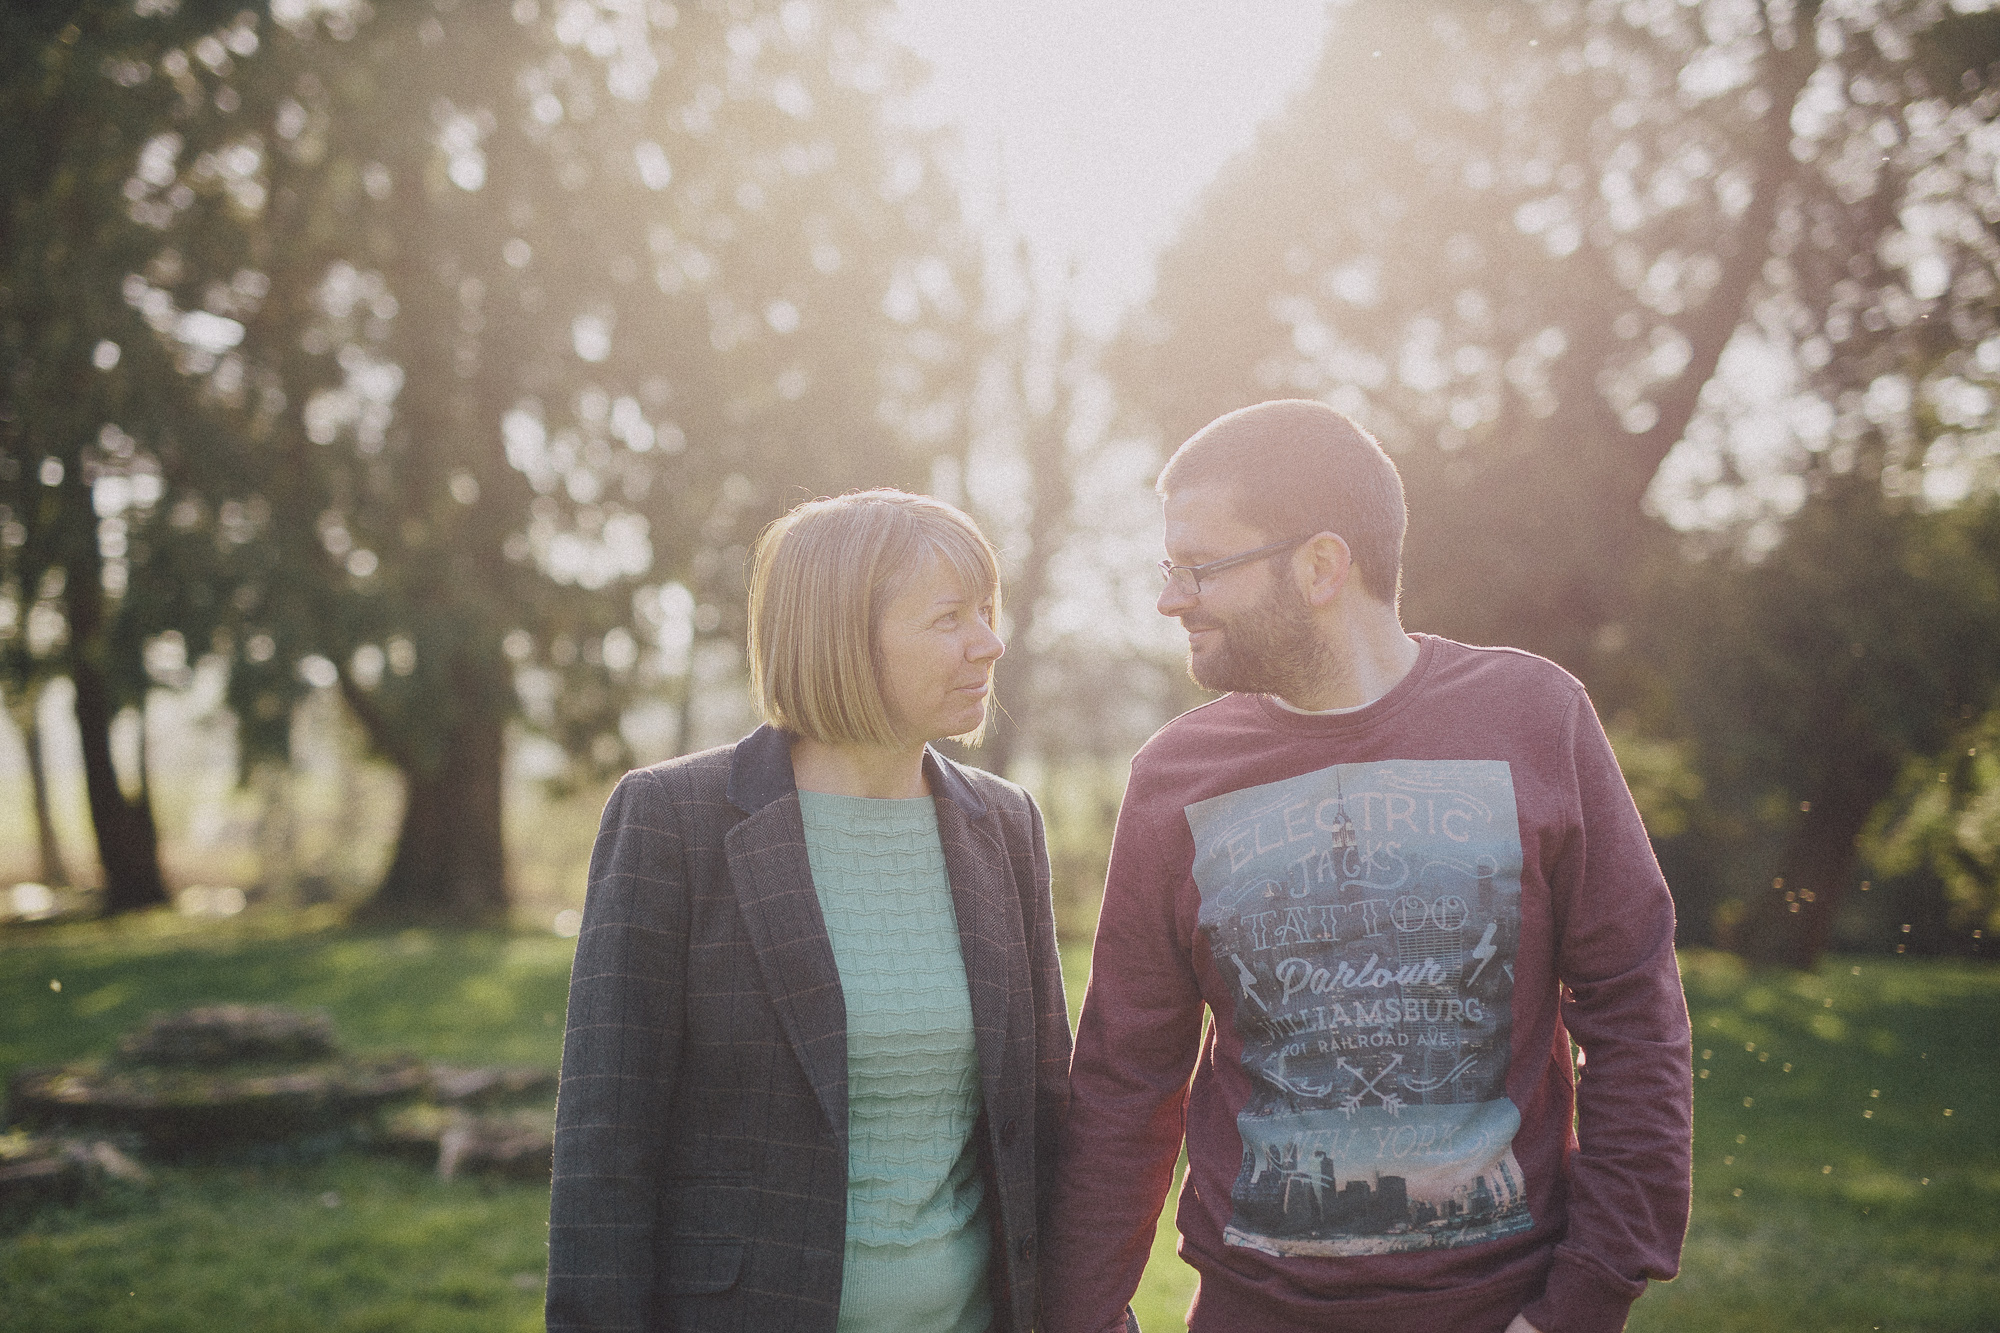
[1605,722,1705,842]
[1866,704,2000,939]
[1035,759,1129,940]
[1651,482,2000,958]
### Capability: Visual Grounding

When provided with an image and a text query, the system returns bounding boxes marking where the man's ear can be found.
[1298,531,1352,607]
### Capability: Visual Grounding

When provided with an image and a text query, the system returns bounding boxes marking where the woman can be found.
[546,490,1071,1333]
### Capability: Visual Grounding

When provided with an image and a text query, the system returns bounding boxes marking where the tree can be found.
[5,680,72,889]
[1664,479,2000,966]
[1,1,262,913]
[207,0,973,922]
[1658,2,2000,963]
[944,244,1088,780]
[1110,0,2000,965]
[1118,0,1824,667]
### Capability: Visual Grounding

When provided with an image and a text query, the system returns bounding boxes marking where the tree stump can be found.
[118,1004,339,1066]
[6,1004,424,1156]
[3,1004,557,1182]
[0,1133,149,1215]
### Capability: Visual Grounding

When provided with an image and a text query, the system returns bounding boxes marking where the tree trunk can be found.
[253,761,297,899]
[351,695,511,927]
[9,684,71,887]
[69,656,169,914]
[980,405,1066,779]
[62,563,169,915]
[1733,750,1900,970]
[973,291,1079,780]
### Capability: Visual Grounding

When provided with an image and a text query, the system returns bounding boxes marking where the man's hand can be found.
[1504,1317,1543,1333]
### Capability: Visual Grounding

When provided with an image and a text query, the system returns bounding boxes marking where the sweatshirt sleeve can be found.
[1040,757,1208,1333]
[1519,690,1693,1333]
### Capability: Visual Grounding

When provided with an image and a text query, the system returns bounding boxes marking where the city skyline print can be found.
[1185,758,1536,1256]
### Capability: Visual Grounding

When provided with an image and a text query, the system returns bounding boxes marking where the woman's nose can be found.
[970,618,1004,662]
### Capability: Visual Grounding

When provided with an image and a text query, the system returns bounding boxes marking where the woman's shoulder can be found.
[612,740,738,806]
[935,753,1036,820]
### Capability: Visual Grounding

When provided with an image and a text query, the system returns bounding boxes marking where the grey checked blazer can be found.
[547,724,1072,1332]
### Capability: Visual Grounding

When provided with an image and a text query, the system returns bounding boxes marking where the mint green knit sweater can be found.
[797,791,991,1333]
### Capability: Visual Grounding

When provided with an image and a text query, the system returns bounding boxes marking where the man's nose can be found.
[1157,578,1197,618]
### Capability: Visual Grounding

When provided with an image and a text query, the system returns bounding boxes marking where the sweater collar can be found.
[726,722,988,820]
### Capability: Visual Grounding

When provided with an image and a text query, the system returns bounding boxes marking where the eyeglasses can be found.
[1158,535,1315,597]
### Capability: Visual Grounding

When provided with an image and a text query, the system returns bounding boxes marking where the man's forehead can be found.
[1163,485,1265,550]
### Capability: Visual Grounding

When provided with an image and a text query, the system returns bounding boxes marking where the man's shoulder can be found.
[1422,636,1589,708]
[1136,693,1268,760]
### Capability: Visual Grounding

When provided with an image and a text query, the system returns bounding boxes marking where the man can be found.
[1043,401,1691,1333]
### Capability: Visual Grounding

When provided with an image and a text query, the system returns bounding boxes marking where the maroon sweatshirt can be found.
[1043,636,1691,1333]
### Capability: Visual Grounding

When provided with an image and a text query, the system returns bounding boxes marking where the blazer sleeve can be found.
[1022,792,1073,1229]
[548,766,692,1332]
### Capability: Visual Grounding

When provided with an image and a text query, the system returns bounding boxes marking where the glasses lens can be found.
[1164,566,1199,596]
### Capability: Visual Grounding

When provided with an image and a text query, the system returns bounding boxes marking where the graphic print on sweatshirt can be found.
[1185,758,1533,1257]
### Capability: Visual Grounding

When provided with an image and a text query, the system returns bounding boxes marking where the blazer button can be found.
[1000,1117,1019,1148]
[1017,1232,1035,1260]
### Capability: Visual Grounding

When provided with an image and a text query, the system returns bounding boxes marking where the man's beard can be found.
[1183,573,1330,699]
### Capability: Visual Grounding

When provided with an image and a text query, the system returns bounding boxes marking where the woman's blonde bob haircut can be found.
[748,489,1002,748]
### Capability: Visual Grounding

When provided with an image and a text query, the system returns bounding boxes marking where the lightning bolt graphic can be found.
[1233,953,1269,1013]
[1466,921,1499,986]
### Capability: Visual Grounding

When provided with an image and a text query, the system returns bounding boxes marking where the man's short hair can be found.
[748,488,1001,747]
[1156,400,1407,605]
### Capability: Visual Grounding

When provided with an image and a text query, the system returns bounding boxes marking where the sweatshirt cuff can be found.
[1519,1250,1643,1333]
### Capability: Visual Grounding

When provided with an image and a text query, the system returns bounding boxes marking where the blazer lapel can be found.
[934,793,1022,1122]
[725,791,849,1144]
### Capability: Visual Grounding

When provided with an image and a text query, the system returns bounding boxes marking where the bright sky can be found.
[890,0,1333,337]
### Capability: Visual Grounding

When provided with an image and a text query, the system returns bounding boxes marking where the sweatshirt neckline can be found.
[1249,633,1439,732]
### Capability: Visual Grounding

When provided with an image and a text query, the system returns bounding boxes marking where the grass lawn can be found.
[1,917,1994,1331]
[1,912,572,1333]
